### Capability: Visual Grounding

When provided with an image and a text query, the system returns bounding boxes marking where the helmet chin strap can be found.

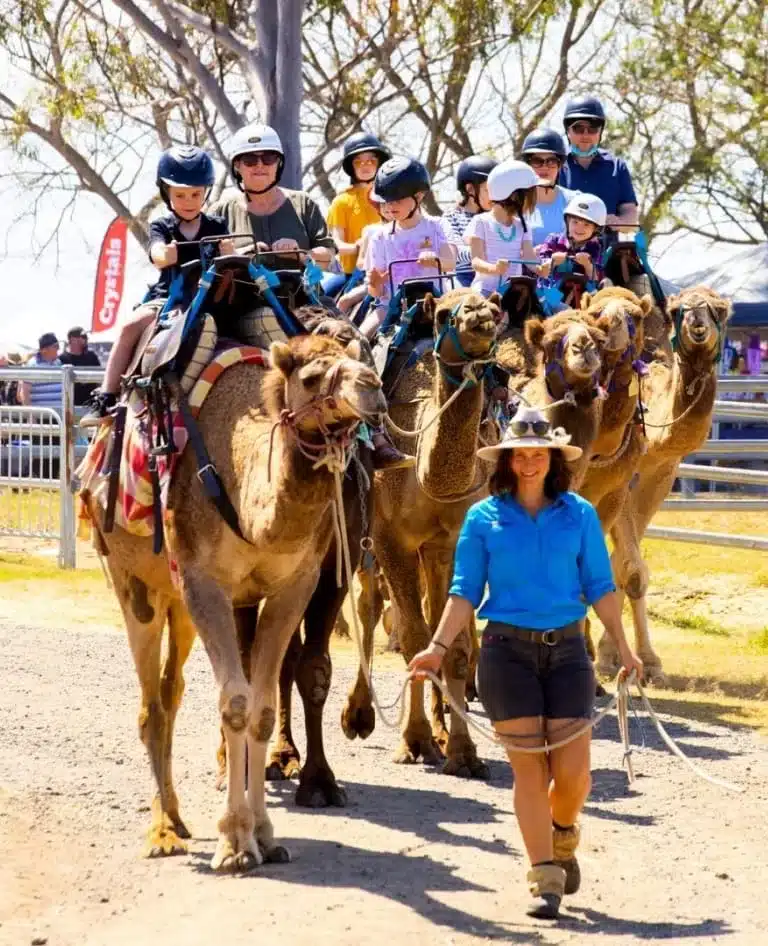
[244,181,278,196]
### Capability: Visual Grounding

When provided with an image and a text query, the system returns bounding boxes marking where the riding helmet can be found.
[456,155,498,194]
[487,159,542,202]
[372,157,431,202]
[342,132,391,178]
[563,96,607,128]
[520,127,568,159]
[564,193,607,228]
[228,122,285,189]
[156,146,215,189]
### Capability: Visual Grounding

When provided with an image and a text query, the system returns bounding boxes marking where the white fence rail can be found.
[0,367,765,566]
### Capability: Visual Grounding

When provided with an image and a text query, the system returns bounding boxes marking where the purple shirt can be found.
[538,232,604,281]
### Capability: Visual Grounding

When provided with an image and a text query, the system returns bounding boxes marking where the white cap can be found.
[487,159,546,202]
[477,405,582,462]
[564,193,607,227]
[228,123,284,162]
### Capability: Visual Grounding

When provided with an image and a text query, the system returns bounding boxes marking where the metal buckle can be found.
[541,629,558,646]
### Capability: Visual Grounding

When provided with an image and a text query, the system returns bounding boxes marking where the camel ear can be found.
[488,291,502,307]
[594,313,614,336]
[270,341,294,378]
[524,317,546,348]
[423,293,437,321]
[581,291,593,310]
[345,338,363,362]
[639,294,653,318]
[589,325,608,351]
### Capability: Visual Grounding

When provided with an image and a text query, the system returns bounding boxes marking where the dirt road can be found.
[1,619,766,946]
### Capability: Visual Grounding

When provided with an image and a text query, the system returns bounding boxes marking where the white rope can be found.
[384,364,479,439]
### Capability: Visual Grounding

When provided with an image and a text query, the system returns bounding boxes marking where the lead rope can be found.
[330,467,744,789]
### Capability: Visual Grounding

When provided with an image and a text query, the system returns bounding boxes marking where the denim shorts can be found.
[477,621,595,722]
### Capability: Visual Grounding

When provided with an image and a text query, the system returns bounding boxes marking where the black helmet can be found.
[156,145,215,190]
[373,157,431,202]
[342,132,391,178]
[456,155,498,195]
[520,127,567,158]
[563,95,606,128]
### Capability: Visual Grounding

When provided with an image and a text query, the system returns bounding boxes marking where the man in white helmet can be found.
[209,122,336,269]
[537,193,607,284]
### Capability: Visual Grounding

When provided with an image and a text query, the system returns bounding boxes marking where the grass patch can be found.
[646,605,730,637]
[752,569,768,589]
[748,627,768,655]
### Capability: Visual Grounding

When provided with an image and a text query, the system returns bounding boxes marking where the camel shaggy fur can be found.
[342,289,499,776]
[84,332,385,870]
[596,286,732,682]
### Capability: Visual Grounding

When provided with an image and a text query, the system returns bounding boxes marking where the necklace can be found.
[493,220,517,243]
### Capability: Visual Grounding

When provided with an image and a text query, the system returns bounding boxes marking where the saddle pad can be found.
[237,306,289,348]
[77,344,268,539]
[180,314,217,393]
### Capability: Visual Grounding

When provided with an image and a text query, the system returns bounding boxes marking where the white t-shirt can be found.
[366,215,448,303]
[464,211,525,295]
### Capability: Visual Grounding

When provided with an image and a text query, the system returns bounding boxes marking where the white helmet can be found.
[487,159,543,202]
[228,122,284,192]
[564,193,607,228]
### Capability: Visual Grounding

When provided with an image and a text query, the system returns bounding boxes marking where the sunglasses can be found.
[510,419,551,437]
[528,156,561,168]
[239,152,281,167]
[569,122,602,134]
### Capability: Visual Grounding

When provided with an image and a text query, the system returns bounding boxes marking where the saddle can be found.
[500,276,543,329]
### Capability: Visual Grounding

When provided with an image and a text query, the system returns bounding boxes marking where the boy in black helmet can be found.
[81,146,233,427]
[440,156,497,287]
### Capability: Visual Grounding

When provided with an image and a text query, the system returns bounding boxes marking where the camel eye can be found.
[298,362,326,386]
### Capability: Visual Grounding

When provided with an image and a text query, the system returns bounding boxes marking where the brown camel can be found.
[83,332,386,869]
[596,286,732,682]
[342,288,500,777]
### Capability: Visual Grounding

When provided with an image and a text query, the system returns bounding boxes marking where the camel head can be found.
[424,289,500,367]
[266,334,386,434]
[525,312,606,395]
[666,286,732,362]
[581,286,652,367]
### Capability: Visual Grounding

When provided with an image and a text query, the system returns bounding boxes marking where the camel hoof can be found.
[642,664,667,687]
[432,726,450,754]
[341,703,375,741]
[393,737,443,766]
[211,839,262,873]
[144,826,188,858]
[442,756,490,780]
[215,771,227,792]
[265,754,301,781]
[171,816,191,840]
[597,658,620,680]
[295,774,348,809]
[262,843,291,864]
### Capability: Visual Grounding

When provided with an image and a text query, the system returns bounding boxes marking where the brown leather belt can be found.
[484,620,583,646]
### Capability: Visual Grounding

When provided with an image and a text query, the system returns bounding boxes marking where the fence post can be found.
[59,365,76,569]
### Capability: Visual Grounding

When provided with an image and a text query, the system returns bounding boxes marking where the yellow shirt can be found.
[327,186,381,273]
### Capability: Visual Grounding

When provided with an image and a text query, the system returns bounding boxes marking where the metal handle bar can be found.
[387,257,444,297]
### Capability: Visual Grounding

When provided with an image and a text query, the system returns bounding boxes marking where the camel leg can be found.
[110,568,187,858]
[177,564,257,872]
[265,629,303,781]
[423,542,488,780]
[377,538,442,766]
[155,601,197,842]
[341,559,382,740]
[295,567,349,808]
[246,572,322,863]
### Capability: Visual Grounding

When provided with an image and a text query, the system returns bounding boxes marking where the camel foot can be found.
[260,842,291,863]
[597,653,621,680]
[211,835,262,873]
[295,768,348,808]
[341,700,375,741]
[639,658,666,687]
[393,735,444,766]
[442,738,490,780]
[265,748,301,781]
[144,823,188,858]
[215,770,227,792]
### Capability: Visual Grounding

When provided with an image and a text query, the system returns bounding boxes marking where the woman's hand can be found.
[309,246,333,270]
[272,238,301,254]
[407,643,445,680]
[219,238,236,256]
[618,645,644,683]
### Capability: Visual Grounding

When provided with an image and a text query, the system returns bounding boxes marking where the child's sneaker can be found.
[80,391,118,428]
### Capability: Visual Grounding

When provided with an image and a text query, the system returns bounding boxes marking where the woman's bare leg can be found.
[495,716,551,863]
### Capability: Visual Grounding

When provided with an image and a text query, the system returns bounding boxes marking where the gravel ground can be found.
[1,619,766,946]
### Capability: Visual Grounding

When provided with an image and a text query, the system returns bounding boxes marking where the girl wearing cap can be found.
[464,159,542,297]
[325,132,391,294]
[518,128,580,247]
[440,156,497,287]
[409,406,643,920]
[538,193,607,285]
[209,123,335,268]
[359,156,454,340]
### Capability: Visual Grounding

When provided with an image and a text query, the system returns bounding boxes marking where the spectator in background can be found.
[60,326,101,405]
[17,332,63,481]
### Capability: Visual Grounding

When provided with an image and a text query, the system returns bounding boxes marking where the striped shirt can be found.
[27,354,63,416]
[440,206,476,272]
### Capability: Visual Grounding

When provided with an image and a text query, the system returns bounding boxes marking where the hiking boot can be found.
[371,427,415,472]
[526,863,565,919]
[553,823,581,895]
[80,391,118,428]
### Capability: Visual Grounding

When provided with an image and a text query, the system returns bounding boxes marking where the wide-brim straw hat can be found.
[477,405,583,462]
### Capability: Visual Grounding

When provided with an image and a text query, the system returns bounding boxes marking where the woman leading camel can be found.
[408,405,643,920]
[209,122,336,267]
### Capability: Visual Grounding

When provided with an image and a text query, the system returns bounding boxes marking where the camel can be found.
[342,288,500,777]
[596,286,732,682]
[83,331,386,869]
[578,287,653,532]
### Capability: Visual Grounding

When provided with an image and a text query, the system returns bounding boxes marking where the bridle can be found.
[545,332,604,402]
[433,303,497,388]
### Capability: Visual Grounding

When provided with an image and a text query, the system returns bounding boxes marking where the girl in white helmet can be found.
[209,123,336,268]
[537,193,607,284]
[464,159,544,298]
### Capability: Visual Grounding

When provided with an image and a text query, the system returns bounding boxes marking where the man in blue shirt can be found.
[558,96,638,230]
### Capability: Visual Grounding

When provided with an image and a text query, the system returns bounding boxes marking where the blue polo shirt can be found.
[448,492,615,630]
[558,150,637,216]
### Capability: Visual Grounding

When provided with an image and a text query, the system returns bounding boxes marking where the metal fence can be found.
[0,366,765,566]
